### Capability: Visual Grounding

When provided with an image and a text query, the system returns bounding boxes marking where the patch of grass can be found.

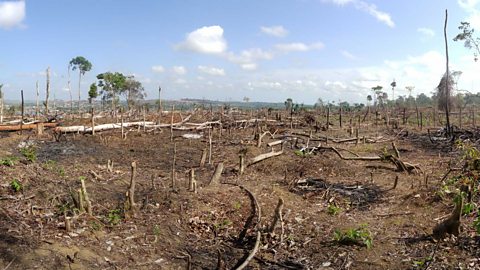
[0,156,18,166]
[232,201,242,210]
[153,225,161,236]
[327,203,341,216]
[214,219,232,230]
[333,224,373,249]
[10,179,22,192]
[90,221,103,231]
[294,150,311,158]
[20,146,37,162]
[412,257,432,268]
[107,209,122,225]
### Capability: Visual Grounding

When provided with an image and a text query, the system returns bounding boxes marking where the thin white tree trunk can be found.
[0,88,3,124]
[68,65,72,113]
[78,71,82,115]
[45,67,50,115]
[35,81,39,120]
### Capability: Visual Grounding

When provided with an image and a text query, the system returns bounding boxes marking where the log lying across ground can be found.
[0,122,58,131]
[318,146,422,174]
[55,114,193,133]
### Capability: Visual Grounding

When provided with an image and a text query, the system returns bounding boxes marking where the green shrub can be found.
[10,179,22,192]
[333,224,373,248]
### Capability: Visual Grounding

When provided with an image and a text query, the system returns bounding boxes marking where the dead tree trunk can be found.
[45,67,50,115]
[444,9,452,136]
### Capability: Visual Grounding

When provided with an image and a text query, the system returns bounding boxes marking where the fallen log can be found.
[55,121,155,133]
[319,146,421,174]
[55,114,193,133]
[248,150,283,166]
[0,122,58,131]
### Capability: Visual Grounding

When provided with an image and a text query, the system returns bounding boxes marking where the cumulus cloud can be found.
[151,65,165,73]
[324,0,394,28]
[417,27,435,38]
[275,42,324,52]
[197,65,225,76]
[175,25,227,54]
[173,66,187,75]
[260,25,288,37]
[0,0,26,29]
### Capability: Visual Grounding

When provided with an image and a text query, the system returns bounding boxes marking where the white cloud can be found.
[151,65,165,73]
[241,63,258,71]
[324,0,394,28]
[458,0,480,28]
[175,25,227,54]
[260,25,288,37]
[341,50,358,60]
[0,1,26,29]
[275,42,324,52]
[198,65,225,76]
[417,27,435,38]
[173,66,187,75]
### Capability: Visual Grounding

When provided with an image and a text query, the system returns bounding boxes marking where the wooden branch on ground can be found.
[248,150,283,166]
[319,146,421,174]
[235,231,261,270]
[0,122,58,131]
[55,114,193,133]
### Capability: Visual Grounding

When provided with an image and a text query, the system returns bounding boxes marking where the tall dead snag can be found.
[45,66,50,115]
[125,161,137,213]
[0,84,3,124]
[442,9,452,136]
[209,162,224,185]
[35,81,39,120]
[20,90,24,134]
[91,108,95,136]
[172,143,177,189]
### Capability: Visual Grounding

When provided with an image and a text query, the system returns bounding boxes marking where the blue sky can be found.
[0,0,479,104]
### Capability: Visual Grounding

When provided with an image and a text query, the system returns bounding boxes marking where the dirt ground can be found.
[1,111,480,270]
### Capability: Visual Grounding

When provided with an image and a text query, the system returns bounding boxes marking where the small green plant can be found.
[107,209,122,225]
[10,179,22,192]
[232,201,242,210]
[153,225,161,236]
[333,224,373,248]
[90,221,103,231]
[44,159,57,170]
[412,257,432,268]
[0,156,18,166]
[294,150,311,158]
[327,204,341,216]
[214,219,233,230]
[20,146,37,162]
[474,217,480,234]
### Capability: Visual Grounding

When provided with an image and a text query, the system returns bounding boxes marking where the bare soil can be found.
[1,112,479,270]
